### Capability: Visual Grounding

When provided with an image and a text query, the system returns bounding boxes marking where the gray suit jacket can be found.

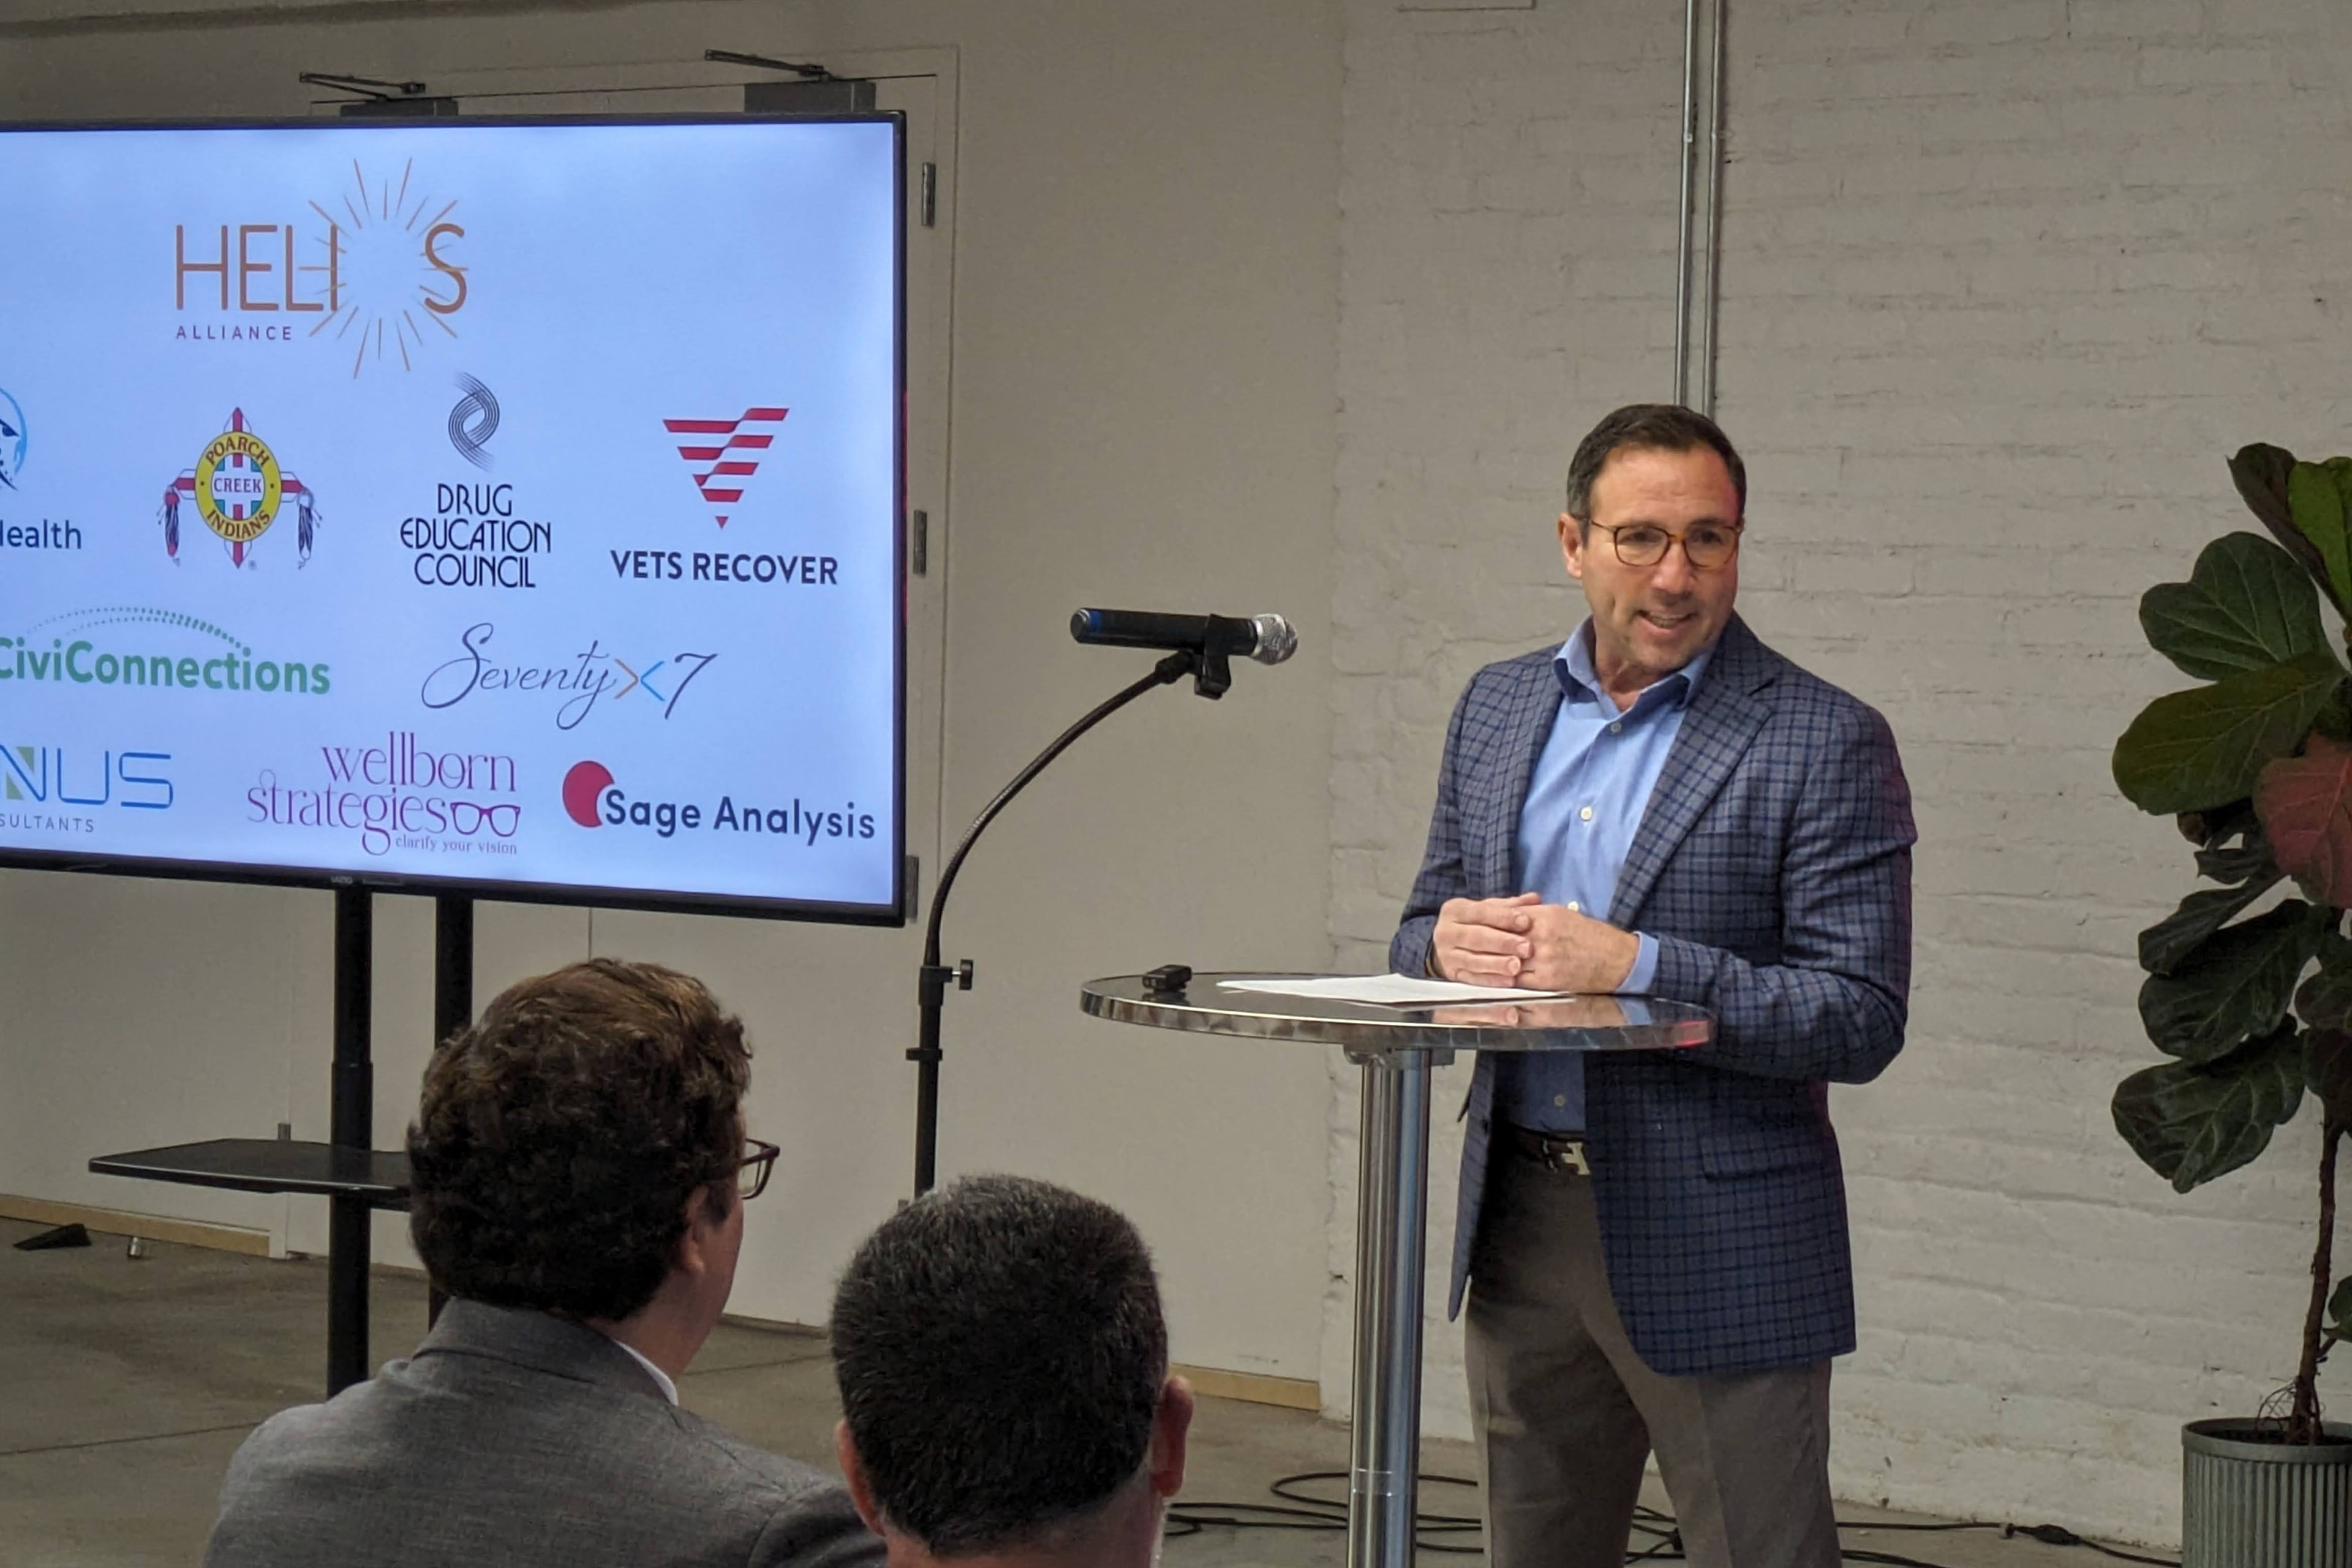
[204,1300,881,1568]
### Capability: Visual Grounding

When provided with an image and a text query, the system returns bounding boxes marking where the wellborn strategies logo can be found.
[398,375,553,590]
[562,759,876,843]
[1,742,173,839]
[608,404,846,594]
[420,623,715,730]
[172,160,471,379]
[160,409,322,569]
[249,731,519,859]
[0,386,82,556]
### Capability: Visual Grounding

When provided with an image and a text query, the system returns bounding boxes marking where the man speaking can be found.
[1392,404,1915,1568]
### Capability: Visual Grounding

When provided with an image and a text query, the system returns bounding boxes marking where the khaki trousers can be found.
[1464,1144,1840,1568]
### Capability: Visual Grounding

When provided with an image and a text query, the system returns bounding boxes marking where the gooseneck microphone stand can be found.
[910,636,1245,1196]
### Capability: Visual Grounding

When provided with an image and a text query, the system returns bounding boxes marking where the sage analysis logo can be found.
[2,744,173,810]
[665,407,786,527]
[421,623,715,729]
[0,386,25,490]
[161,409,322,568]
[172,160,470,378]
[250,732,518,858]
[2,606,330,697]
[450,373,499,470]
[562,760,876,843]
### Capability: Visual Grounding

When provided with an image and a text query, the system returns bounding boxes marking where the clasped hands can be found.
[1432,892,1640,993]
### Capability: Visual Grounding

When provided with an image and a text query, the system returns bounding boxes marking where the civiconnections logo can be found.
[1,606,330,697]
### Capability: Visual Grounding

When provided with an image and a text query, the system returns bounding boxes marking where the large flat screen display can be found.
[0,116,905,921]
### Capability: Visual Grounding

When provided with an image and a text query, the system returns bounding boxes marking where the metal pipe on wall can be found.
[1672,0,1701,410]
[1673,0,1727,418]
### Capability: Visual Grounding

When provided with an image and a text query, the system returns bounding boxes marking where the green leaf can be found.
[2298,935,2352,1031]
[2309,1029,2352,1123]
[2114,1021,2307,1191]
[2180,800,2258,850]
[2232,443,2336,608]
[2196,832,2275,884]
[2329,1275,2352,1345]
[2141,532,2327,680]
[2139,875,2285,975]
[2289,462,2352,611]
[2113,650,2346,815]
[2258,734,2352,908]
[2139,900,2326,1062]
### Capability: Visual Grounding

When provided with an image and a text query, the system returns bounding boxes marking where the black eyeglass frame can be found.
[734,1137,782,1202]
[1580,518,1745,570]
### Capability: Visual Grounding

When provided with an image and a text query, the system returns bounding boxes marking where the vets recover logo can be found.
[664,407,786,527]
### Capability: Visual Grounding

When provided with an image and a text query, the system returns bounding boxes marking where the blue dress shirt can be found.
[1496,620,1715,1132]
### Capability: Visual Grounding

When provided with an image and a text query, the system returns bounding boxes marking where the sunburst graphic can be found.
[304,159,470,380]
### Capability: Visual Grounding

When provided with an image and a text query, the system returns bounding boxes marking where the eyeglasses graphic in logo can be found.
[449,372,499,471]
[161,409,321,568]
[663,407,787,527]
[563,760,615,827]
[0,388,25,491]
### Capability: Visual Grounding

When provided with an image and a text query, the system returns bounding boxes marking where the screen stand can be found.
[423,894,473,1330]
[326,886,373,1394]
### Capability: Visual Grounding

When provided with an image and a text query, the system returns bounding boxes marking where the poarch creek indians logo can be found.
[173,159,470,379]
[160,409,321,569]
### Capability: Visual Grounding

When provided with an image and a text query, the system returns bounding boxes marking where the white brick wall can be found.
[1332,0,2352,1544]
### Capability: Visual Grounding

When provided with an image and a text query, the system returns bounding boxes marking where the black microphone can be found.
[1069,608,1298,666]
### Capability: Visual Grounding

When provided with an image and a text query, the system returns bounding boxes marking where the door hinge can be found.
[911,509,929,576]
[921,162,937,228]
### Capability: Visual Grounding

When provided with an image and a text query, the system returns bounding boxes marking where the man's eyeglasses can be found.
[1585,519,1743,570]
[735,1138,781,1202]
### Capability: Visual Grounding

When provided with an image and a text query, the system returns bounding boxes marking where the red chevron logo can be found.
[663,406,788,528]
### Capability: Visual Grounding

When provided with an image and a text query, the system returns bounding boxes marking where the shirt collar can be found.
[610,1338,680,1404]
[1555,617,1717,712]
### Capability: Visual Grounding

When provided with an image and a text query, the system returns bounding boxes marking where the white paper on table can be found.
[1217,974,1575,1006]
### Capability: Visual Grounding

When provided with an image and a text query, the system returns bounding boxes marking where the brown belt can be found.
[1500,1122,1589,1175]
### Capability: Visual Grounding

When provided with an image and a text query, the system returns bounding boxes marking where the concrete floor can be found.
[0,1215,2148,1568]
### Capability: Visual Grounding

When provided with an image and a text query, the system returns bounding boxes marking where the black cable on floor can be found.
[1164,1470,2182,1567]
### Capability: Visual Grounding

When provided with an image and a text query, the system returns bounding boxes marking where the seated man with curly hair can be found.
[205,958,880,1568]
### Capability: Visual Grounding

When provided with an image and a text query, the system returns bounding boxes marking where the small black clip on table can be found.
[86,888,471,1395]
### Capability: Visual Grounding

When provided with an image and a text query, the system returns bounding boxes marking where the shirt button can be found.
[1609,722,1622,734]
[1553,1095,1567,1107]
[1578,806,1594,821]
[1566,900,1580,913]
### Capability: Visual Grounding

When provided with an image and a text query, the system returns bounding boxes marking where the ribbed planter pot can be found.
[2182,1419,2352,1568]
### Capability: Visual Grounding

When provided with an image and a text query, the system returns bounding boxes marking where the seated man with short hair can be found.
[205,957,880,1568]
[829,1174,1193,1568]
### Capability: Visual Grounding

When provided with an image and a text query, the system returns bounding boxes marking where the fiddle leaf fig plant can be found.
[2113,443,2352,1444]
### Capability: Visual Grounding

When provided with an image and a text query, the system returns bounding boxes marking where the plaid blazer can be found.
[1391,615,1914,1377]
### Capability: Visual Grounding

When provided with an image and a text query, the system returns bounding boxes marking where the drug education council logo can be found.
[450,373,499,470]
[0,387,25,490]
[161,409,322,568]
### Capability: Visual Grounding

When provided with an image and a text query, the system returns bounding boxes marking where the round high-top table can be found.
[1080,973,1713,1568]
